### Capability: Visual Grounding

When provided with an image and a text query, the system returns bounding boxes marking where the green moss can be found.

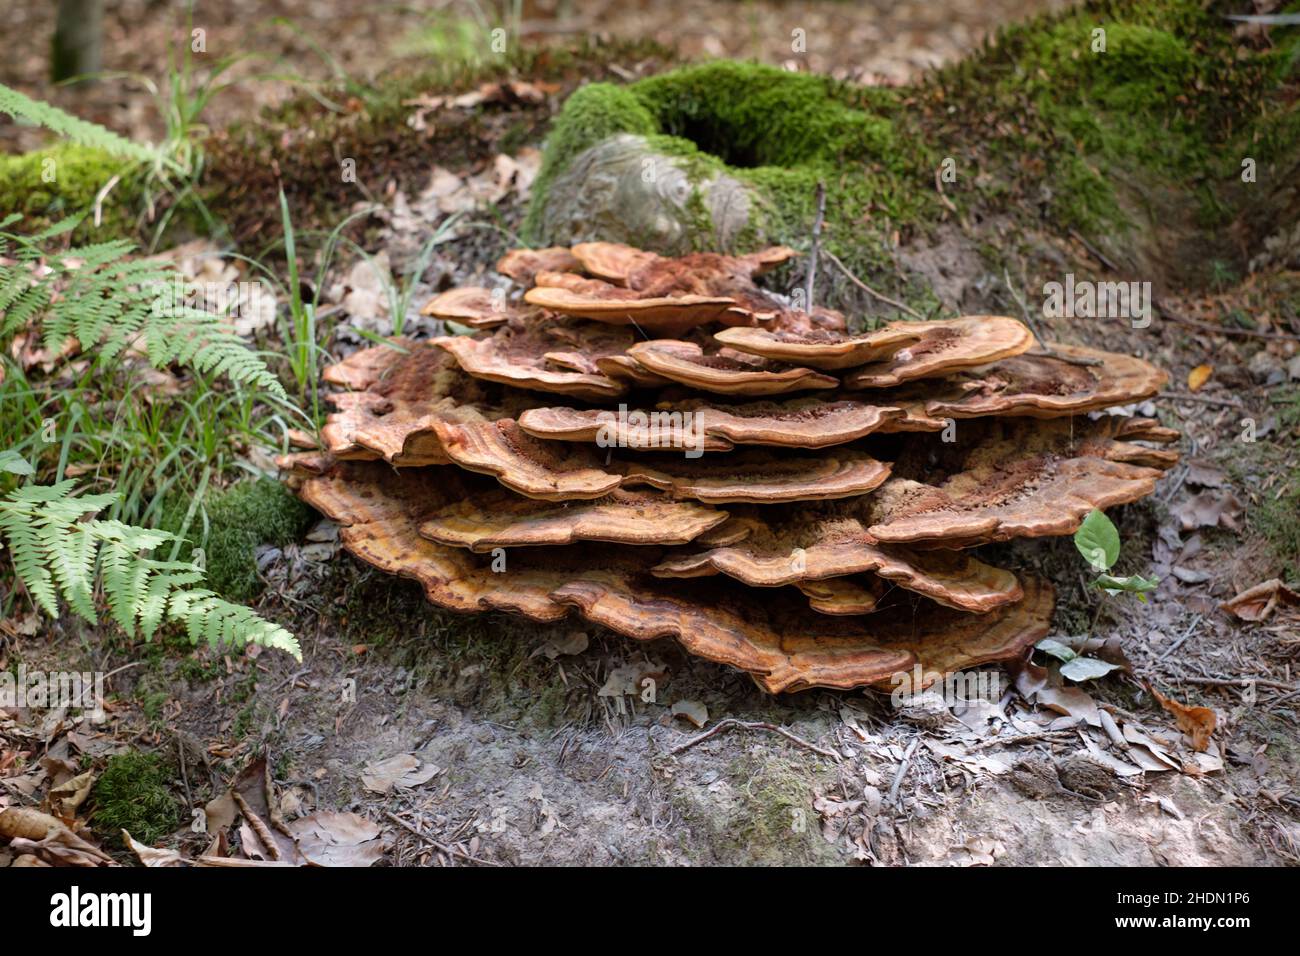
[162,477,314,602]
[530,82,657,202]
[1253,453,1300,582]
[90,752,183,847]
[932,0,1299,247]
[672,751,840,865]
[630,62,900,170]
[0,144,140,240]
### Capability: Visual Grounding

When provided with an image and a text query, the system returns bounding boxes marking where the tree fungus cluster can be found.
[281,243,1174,693]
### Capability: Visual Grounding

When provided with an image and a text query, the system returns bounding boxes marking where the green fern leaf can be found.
[0,84,158,164]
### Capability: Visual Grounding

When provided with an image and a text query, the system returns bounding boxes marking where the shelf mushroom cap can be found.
[625,340,839,395]
[714,324,922,370]
[845,316,1035,388]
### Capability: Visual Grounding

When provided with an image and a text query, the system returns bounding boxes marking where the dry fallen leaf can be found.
[287,811,384,867]
[204,791,238,834]
[1036,685,1101,727]
[44,769,95,821]
[0,808,116,867]
[1149,685,1217,753]
[1172,490,1244,532]
[122,830,184,867]
[360,754,441,794]
[1220,578,1300,622]
[1186,364,1213,391]
[531,630,589,660]
[670,699,709,729]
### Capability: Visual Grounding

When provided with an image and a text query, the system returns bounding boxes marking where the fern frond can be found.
[0,478,301,660]
[0,228,286,400]
[169,589,301,659]
[0,83,159,164]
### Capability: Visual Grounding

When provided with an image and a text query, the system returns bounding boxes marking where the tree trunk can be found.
[51,0,104,84]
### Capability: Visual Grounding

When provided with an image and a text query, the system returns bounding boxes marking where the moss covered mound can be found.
[933,0,1299,270]
[162,477,315,603]
[524,61,932,272]
[0,144,140,239]
[89,751,183,847]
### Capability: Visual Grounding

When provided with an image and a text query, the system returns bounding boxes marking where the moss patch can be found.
[89,751,183,847]
[162,477,314,602]
[929,0,1299,268]
[671,749,840,865]
[0,144,140,240]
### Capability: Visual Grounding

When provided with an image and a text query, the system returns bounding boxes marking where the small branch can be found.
[1067,228,1121,272]
[933,167,958,215]
[383,810,501,866]
[1157,297,1300,343]
[660,718,841,761]
[1164,391,1247,409]
[967,728,1076,751]
[805,181,826,313]
[821,248,924,320]
[1173,675,1296,693]
[887,738,919,809]
[231,791,280,861]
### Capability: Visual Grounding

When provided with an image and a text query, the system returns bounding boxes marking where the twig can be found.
[231,791,280,861]
[967,728,1076,751]
[383,810,501,866]
[1165,391,1247,409]
[660,718,841,760]
[805,181,826,313]
[887,738,920,808]
[1157,297,1300,342]
[1173,675,1297,693]
[933,166,958,215]
[821,248,924,320]
[1068,227,1121,272]
[100,661,144,683]
[175,735,193,811]
[1156,613,1202,662]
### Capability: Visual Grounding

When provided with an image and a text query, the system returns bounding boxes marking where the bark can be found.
[51,0,104,84]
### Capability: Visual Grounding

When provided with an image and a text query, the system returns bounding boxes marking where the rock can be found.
[535,134,755,254]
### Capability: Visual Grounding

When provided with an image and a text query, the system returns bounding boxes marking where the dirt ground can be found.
[2,1,1298,868]
[5,176,1298,866]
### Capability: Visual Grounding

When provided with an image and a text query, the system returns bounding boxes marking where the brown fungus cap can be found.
[319,342,524,467]
[432,420,892,503]
[419,487,727,552]
[496,246,583,284]
[625,340,839,396]
[714,324,922,370]
[867,416,1179,547]
[287,458,1053,693]
[420,287,516,328]
[919,344,1170,419]
[844,316,1034,388]
[431,320,630,401]
[517,397,906,452]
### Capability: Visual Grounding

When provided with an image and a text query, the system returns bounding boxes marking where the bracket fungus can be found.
[625,340,840,395]
[285,243,1178,694]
